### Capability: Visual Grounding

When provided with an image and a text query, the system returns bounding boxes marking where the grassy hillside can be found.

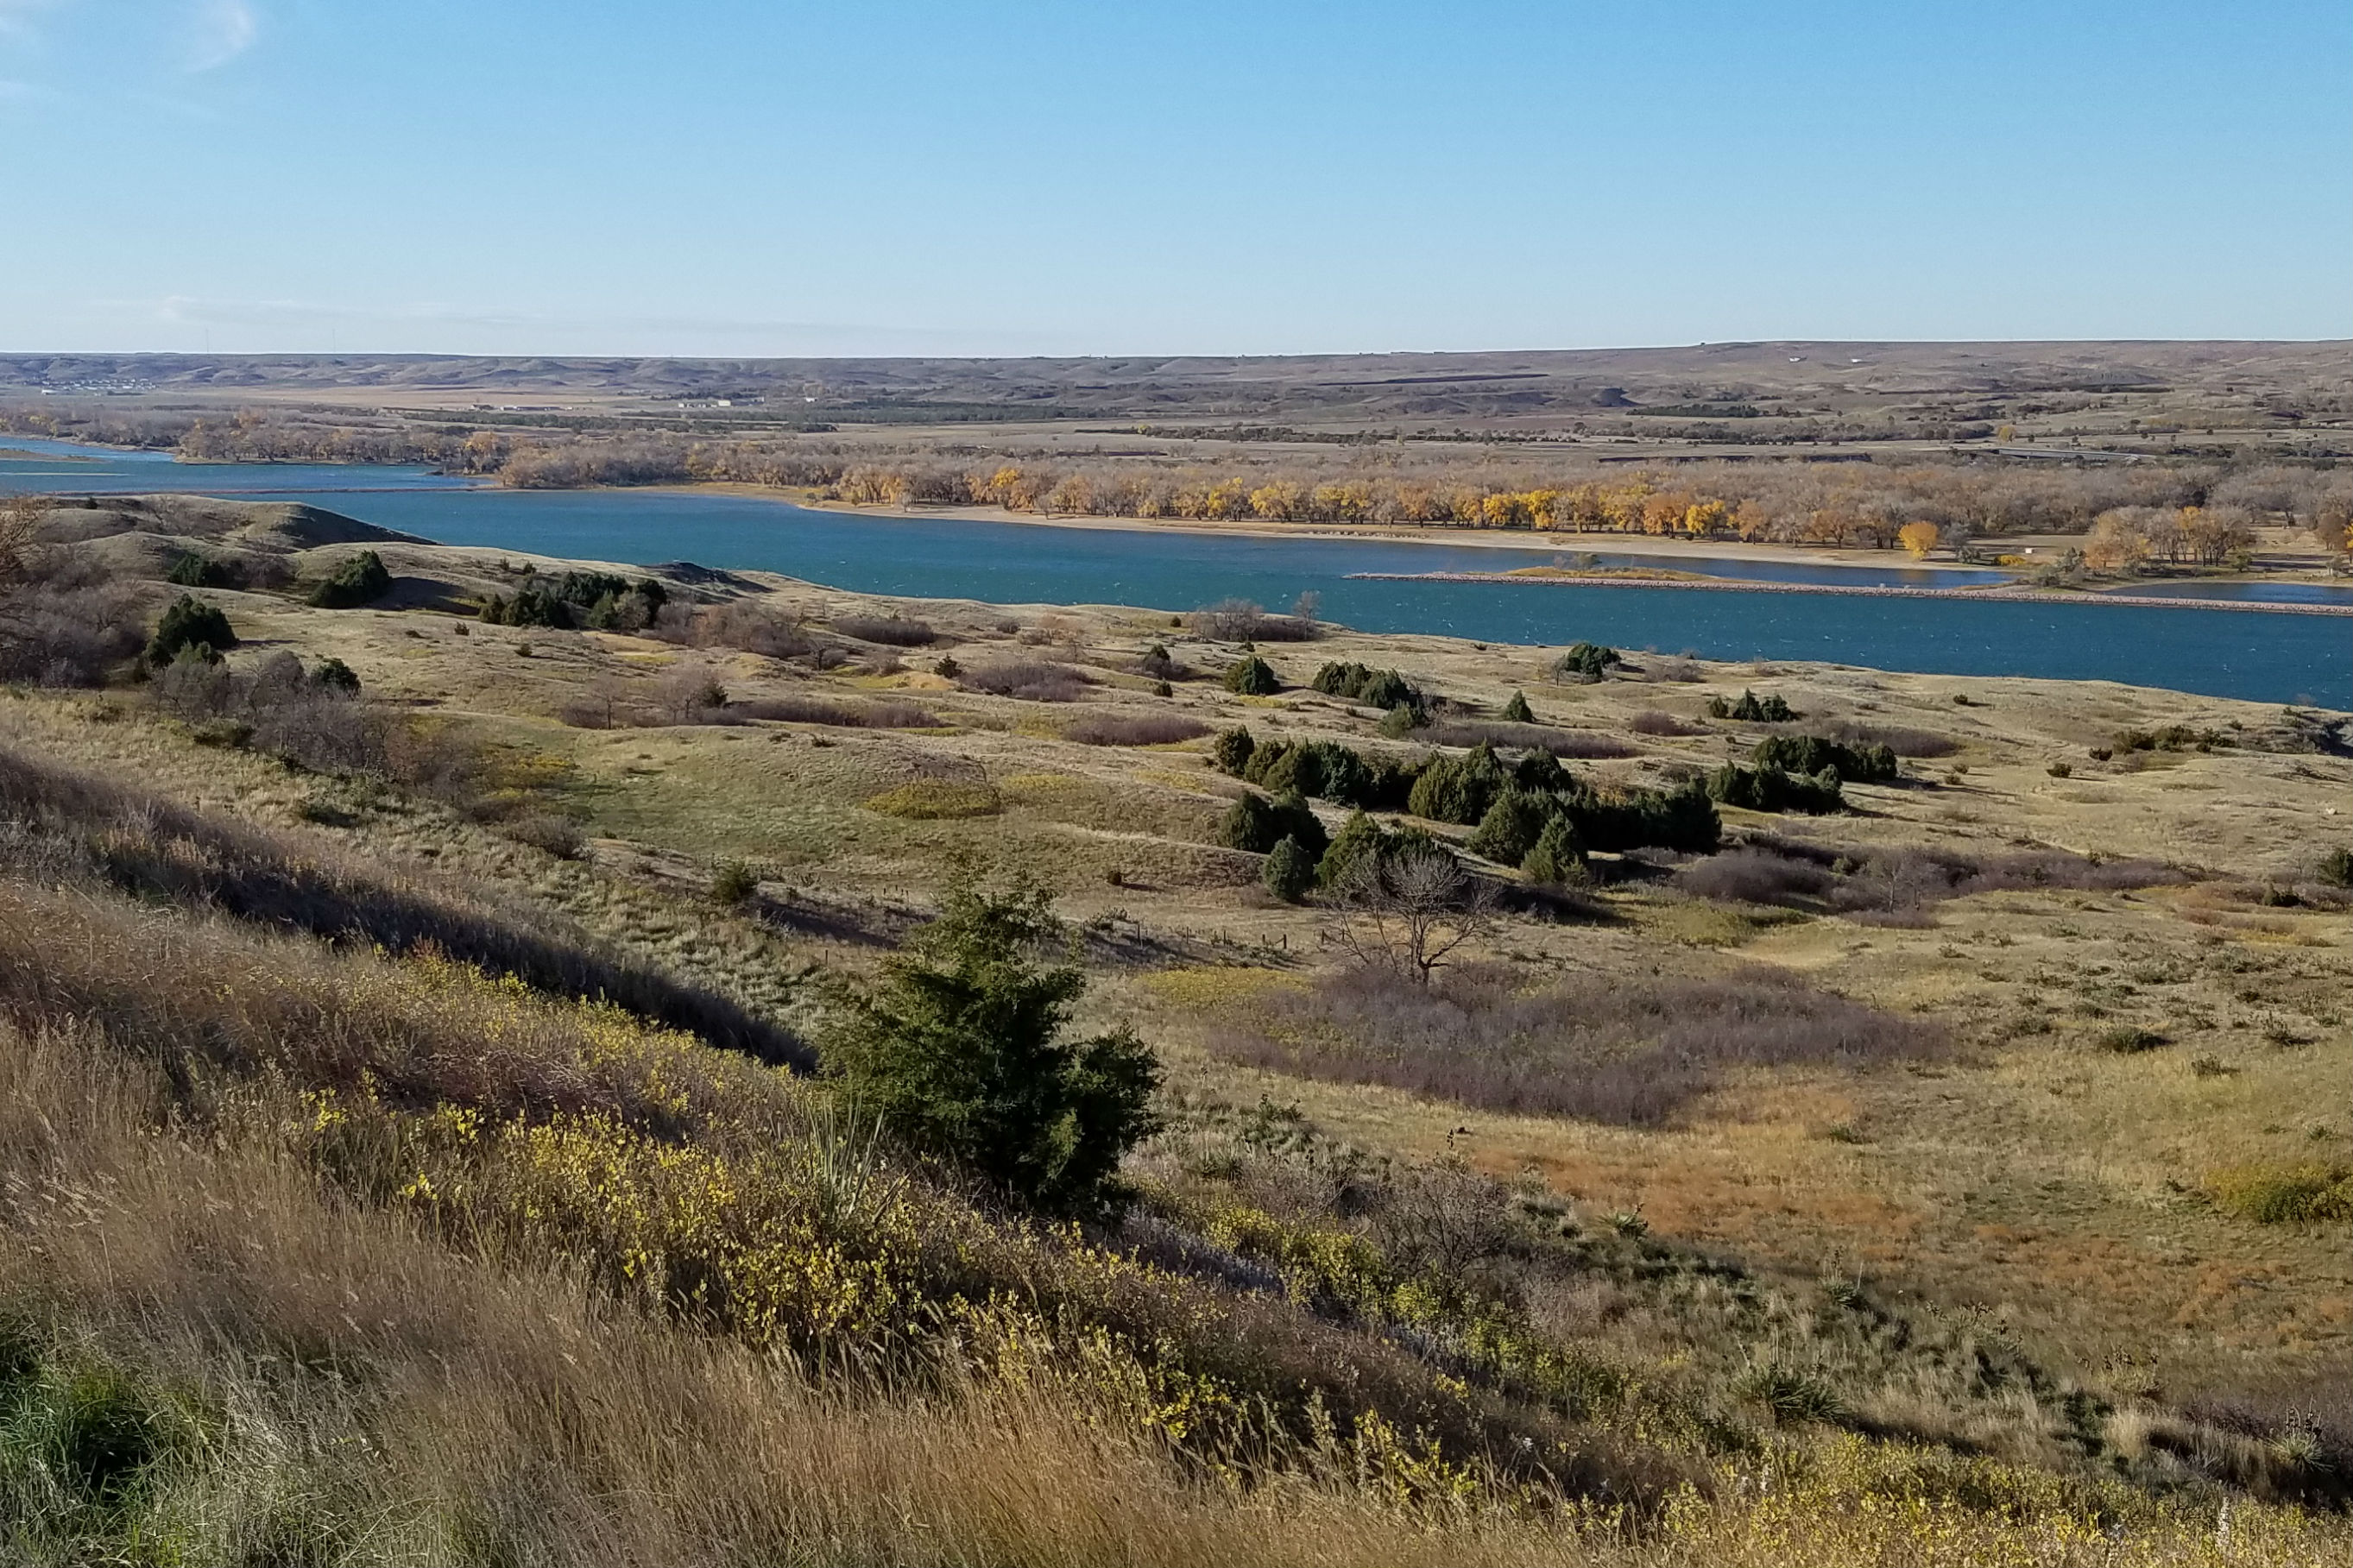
[0,494,2348,1561]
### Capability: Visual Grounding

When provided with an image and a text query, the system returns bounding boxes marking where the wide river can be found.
[5,437,2349,708]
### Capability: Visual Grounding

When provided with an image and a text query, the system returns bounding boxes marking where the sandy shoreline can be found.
[1346,570,2353,617]
[682,486,2351,594]
[671,484,2003,575]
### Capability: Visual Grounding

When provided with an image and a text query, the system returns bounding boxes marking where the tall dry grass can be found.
[1423,719,1638,759]
[1675,835,2179,921]
[2,1011,2344,1565]
[0,875,1682,1501]
[0,1020,1544,1565]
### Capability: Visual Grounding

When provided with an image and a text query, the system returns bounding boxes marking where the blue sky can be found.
[7,1,2350,356]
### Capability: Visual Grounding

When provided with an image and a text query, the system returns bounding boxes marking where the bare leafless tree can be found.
[1371,1156,1513,1276]
[0,494,45,588]
[1324,844,1496,986]
[558,673,641,730]
[654,664,727,724]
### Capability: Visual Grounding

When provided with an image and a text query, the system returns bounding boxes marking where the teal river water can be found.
[5,437,2349,709]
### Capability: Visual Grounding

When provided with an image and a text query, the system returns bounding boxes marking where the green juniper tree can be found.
[822,878,1159,1217]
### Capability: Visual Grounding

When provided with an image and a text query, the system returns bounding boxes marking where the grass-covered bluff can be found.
[0,490,2350,1561]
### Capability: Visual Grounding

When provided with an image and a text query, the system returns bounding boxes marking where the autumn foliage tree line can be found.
[822,453,2353,557]
[11,402,2353,554]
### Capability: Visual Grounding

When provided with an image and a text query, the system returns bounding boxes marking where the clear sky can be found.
[6,1,2350,356]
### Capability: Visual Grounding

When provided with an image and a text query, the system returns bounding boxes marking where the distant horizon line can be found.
[4,337,2352,365]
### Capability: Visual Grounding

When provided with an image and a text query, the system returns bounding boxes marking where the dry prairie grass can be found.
[4,961,2345,1565]
[1200,961,1946,1125]
[0,734,806,1067]
[0,1023,1533,1566]
[5,513,2353,1557]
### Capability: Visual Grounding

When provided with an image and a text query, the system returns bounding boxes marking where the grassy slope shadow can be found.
[0,740,810,1070]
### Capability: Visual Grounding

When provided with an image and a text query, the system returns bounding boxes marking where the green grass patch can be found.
[861,781,1004,820]
[2208,1162,2353,1225]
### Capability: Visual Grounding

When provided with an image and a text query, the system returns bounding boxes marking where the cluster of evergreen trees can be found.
[145,595,237,665]
[1707,689,1799,722]
[1706,762,1844,815]
[1433,746,1720,870]
[1218,727,1421,810]
[1309,660,1423,710]
[1211,725,1723,891]
[1221,654,1280,695]
[1221,790,1448,904]
[1751,733,1898,783]
[1699,734,1899,815]
[306,550,394,609]
[479,571,669,631]
[1552,642,1623,683]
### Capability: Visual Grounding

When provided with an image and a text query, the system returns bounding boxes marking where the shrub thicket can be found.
[1219,790,1328,858]
[165,551,242,589]
[145,595,236,664]
[1629,709,1701,737]
[1309,662,1421,709]
[1189,599,1319,642]
[306,550,393,608]
[1466,790,1560,867]
[0,581,146,686]
[1408,744,1510,825]
[1063,713,1210,746]
[836,614,936,646]
[1706,762,1845,815]
[1423,719,1636,759]
[1674,847,1836,906]
[1709,690,1799,722]
[1202,962,1945,1127]
[1751,734,1897,784]
[959,660,1091,702]
[1222,655,1280,696]
[701,694,941,729]
[1553,642,1621,683]
[482,570,666,631]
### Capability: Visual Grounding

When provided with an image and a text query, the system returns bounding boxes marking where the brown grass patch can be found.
[1063,712,1212,746]
[1423,721,1637,759]
[958,660,1093,702]
[1205,962,1946,1125]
